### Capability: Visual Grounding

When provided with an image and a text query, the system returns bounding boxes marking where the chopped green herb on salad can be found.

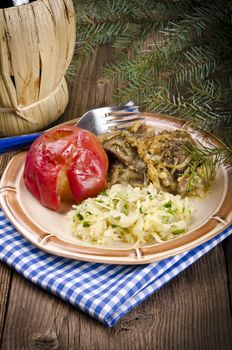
[68,184,194,245]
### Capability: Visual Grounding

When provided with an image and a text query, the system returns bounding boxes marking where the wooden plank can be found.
[0,39,118,345]
[222,236,232,312]
[64,44,118,121]
[0,154,14,347]
[115,245,232,350]
[0,264,12,348]
[0,42,231,349]
[0,153,14,177]
[0,245,231,350]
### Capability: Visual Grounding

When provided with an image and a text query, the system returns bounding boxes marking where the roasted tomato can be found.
[23,126,108,211]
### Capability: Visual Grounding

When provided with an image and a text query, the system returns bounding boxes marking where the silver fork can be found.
[0,104,143,154]
[76,105,143,134]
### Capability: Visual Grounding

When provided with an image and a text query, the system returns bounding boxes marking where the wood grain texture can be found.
[64,45,118,122]
[0,43,231,349]
[0,244,231,350]
[222,237,232,313]
[0,265,12,348]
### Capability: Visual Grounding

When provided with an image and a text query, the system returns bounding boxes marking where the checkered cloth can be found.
[0,209,231,327]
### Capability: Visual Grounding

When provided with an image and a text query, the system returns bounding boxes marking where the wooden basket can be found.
[0,0,76,137]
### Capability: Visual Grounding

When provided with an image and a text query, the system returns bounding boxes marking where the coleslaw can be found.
[68,183,194,245]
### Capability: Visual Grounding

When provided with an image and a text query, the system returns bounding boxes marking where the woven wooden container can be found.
[0,0,76,137]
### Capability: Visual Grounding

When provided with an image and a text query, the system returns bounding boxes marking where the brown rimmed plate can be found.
[0,113,232,265]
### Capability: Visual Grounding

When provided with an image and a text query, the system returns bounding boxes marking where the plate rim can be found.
[0,113,232,265]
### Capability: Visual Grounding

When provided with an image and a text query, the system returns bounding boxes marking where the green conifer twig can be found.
[72,0,232,149]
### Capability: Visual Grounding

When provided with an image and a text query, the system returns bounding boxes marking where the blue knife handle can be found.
[0,133,42,154]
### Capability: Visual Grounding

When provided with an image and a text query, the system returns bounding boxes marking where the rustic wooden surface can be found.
[0,45,232,350]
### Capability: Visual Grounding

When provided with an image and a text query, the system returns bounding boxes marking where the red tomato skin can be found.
[23,126,108,210]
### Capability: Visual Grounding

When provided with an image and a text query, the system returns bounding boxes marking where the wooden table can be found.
[0,45,232,350]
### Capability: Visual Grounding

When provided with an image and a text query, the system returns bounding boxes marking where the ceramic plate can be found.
[0,113,231,264]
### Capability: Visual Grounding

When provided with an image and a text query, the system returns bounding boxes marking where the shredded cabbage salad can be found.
[68,183,194,245]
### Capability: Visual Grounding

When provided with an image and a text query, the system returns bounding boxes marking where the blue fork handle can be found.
[0,102,138,154]
[0,133,42,154]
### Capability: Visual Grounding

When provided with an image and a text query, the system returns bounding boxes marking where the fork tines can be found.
[104,111,144,129]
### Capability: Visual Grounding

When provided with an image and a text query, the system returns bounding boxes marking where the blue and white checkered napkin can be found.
[0,209,231,327]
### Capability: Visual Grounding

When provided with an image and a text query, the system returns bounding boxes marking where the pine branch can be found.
[75,0,193,56]
[104,14,209,84]
[186,142,232,169]
[72,0,232,148]
[167,46,217,87]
